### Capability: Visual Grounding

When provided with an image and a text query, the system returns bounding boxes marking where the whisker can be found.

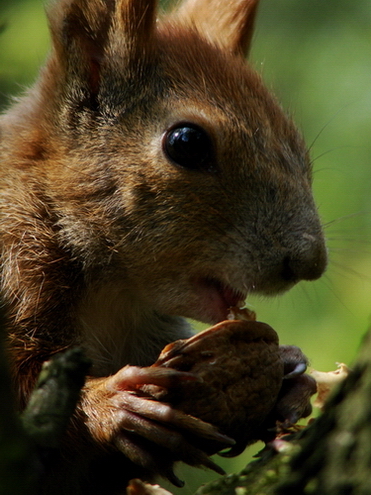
[309,145,356,167]
[328,242,371,251]
[318,274,356,315]
[322,210,371,229]
[328,258,371,284]
[307,102,356,152]
[326,227,371,234]
[330,249,371,258]
[294,280,317,306]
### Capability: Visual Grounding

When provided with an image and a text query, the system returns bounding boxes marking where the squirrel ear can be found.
[48,0,157,95]
[174,0,259,57]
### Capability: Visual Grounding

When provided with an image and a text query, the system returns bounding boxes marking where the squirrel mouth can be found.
[193,276,247,323]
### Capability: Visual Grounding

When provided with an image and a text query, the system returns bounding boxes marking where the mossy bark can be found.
[0,310,37,495]
[197,328,371,495]
[0,308,90,494]
[277,328,371,495]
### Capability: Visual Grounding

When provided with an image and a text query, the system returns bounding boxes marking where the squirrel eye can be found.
[163,124,214,171]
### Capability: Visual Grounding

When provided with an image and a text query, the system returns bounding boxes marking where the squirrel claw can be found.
[84,365,231,483]
[107,365,197,392]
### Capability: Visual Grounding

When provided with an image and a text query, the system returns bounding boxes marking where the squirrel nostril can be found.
[281,256,297,282]
[280,238,328,283]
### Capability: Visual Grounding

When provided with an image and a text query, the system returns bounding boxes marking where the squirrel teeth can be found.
[227,306,257,321]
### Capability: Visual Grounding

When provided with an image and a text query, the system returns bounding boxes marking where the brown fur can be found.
[0,0,327,493]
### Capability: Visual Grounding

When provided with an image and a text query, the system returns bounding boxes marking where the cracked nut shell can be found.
[146,319,284,454]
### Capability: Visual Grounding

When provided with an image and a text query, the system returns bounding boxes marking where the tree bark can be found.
[0,309,37,495]
[0,307,90,494]
[197,328,371,495]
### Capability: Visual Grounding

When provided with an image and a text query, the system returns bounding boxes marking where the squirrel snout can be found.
[280,233,327,284]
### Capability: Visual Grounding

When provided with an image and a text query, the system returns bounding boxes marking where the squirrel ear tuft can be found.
[47,0,157,95]
[174,0,259,57]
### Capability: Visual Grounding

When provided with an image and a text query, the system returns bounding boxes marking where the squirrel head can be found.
[13,0,327,324]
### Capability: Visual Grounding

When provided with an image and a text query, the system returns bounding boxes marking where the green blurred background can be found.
[0,0,370,492]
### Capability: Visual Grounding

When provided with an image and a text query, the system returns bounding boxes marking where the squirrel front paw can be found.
[80,366,233,486]
[256,344,317,442]
[274,345,317,424]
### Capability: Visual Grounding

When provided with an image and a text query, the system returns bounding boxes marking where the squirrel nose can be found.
[280,234,327,283]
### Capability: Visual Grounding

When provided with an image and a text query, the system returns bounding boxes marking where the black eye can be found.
[163,123,214,171]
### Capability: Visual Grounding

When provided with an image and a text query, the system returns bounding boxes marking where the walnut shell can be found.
[146,319,284,453]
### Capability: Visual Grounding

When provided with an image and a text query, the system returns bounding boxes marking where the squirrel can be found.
[0,0,327,493]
